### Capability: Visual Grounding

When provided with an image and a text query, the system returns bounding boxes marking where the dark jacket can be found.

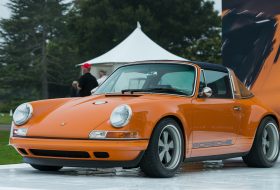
[78,73,98,97]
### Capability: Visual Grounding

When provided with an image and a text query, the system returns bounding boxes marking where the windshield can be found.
[94,63,196,96]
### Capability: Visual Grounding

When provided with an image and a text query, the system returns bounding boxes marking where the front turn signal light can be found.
[106,131,138,139]
[13,128,28,137]
[89,130,138,139]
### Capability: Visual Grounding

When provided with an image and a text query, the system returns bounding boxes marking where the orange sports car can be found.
[10,61,280,178]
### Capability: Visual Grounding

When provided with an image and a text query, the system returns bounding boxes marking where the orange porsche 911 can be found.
[10,61,280,177]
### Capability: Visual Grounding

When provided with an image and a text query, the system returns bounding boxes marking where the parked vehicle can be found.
[10,61,280,177]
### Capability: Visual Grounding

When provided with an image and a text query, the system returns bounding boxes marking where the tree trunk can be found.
[41,29,48,99]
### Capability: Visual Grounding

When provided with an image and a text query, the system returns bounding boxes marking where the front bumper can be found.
[10,137,148,168]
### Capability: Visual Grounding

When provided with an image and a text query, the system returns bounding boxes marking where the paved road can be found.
[0,158,279,190]
[0,124,10,131]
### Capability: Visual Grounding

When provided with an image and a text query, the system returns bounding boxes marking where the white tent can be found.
[81,22,187,77]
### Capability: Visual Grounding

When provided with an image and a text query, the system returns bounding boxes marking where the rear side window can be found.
[228,69,254,99]
[204,70,232,99]
[237,79,254,98]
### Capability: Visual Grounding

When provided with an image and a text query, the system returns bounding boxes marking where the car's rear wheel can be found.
[243,117,280,167]
[140,118,184,178]
[30,164,63,171]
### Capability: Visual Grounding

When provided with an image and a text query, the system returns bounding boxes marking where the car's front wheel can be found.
[140,118,184,178]
[243,117,280,167]
[30,164,63,171]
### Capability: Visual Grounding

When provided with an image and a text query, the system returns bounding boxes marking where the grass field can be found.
[0,131,22,164]
[0,113,12,125]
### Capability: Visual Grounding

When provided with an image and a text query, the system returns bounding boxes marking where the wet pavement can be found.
[0,158,278,190]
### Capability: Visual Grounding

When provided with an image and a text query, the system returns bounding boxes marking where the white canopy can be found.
[82,22,187,65]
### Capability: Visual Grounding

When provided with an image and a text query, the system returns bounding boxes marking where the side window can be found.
[204,70,232,99]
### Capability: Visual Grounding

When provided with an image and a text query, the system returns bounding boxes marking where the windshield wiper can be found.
[121,88,188,95]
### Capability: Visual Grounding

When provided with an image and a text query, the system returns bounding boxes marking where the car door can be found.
[191,69,241,157]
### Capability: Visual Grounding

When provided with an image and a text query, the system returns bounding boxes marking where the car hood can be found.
[26,94,183,139]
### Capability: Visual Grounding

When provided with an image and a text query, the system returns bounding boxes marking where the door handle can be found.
[233,106,241,111]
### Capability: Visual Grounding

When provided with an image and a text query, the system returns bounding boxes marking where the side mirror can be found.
[199,87,212,98]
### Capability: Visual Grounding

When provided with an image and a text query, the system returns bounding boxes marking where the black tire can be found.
[242,117,280,167]
[140,118,184,178]
[30,164,63,171]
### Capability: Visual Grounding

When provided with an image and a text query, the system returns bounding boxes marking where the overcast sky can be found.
[0,0,222,19]
[0,0,9,19]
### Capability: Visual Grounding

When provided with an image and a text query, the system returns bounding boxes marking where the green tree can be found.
[0,0,221,110]
[183,27,222,63]
[0,0,78,105]
[69,0,221,63]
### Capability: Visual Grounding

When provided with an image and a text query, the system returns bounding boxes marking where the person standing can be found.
[77,63,98,97]
[70,81,79,97]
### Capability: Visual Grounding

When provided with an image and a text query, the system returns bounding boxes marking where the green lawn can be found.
[0,131,22,164]
[0,113,12,125]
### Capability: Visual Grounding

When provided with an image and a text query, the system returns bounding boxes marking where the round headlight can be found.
[13,103,33,126]
[110,104,132,128]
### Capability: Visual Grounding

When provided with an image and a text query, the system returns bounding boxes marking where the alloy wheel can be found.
[262,123,280,161]
[158,124,182,169]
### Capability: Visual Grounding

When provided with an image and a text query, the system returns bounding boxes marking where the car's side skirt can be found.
[185,152,249,162]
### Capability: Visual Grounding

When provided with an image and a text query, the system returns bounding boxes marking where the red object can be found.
[81,63,91,69]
